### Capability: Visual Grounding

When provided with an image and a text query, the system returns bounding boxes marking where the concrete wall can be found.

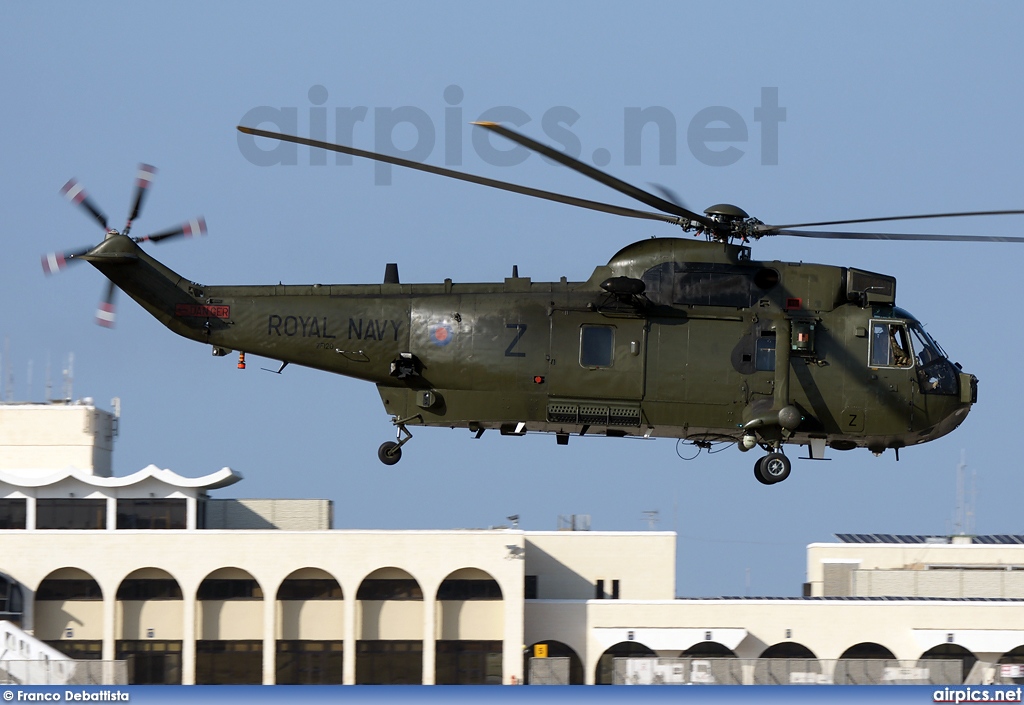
[525,532,676,600]
[276,600,343,640]
[0,403,115,476]
[853,569,1024,598]
[808,542,1024,597]
[204,499,333,530]
[118,600,184,639]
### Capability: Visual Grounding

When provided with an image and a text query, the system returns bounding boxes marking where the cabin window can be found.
[755,332,776,371]
[869,321,913,369]
[580,325,614,368]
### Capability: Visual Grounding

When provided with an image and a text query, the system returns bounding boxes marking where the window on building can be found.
[116,580,182,601]
[595,579,605,599]
[36,579,102,601]
[611,579,620,600]
[356,579,422,601]
[524,576,538,600]
[275,640,343,684]
[36,499,106,530]
[0,575,23,625]
[197,579,262,600]
[195,640,263,685]
[116,640,182,684]
[0,499,27,530]
[116,499,186,530]
[45,640,102,660]
[580,325,614,368]
[355,640,422,685]
[276,580,342,600]
[436,579,502,600]
[435,640,502,685]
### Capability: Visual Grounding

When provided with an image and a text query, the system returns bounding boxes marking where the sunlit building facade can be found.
[1,399,1023,685]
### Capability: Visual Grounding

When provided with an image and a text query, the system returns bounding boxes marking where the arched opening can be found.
[755,642,821,684]
[595,641,655,685]
[195,567,264,685]
[835,642,897,684]
[434,568,503,685]
[115,568,183,684]
[0,571,24,627]
[760,642,817,659]
[356,567,422,684]
[34,568,103,660]
[682,641,736,658]
[275,568,344,685]
[920,643,976,684]
[998,645,1024,684]
[525,640,583,685]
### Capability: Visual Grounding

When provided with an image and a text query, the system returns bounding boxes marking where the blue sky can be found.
[2,1,1023,597]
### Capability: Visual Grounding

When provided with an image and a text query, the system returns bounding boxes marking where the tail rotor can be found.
[43,164,206,327]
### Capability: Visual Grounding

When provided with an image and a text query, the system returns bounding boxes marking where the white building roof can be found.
[0,465,242,492]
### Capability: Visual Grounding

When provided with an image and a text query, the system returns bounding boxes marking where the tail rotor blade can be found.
[60,178,109,230]
[124,164,157,235]
[95,280,117,328]
[41,245,93,275]
[136,216,207,244]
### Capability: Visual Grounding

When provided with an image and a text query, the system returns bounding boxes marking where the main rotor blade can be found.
[124,164,157,235]
[648,183,690,212]
[236,126,684,227]
[775,228,1024,243]
[136,216,207,244]
[60,178,108,230]
[95,280,117,328]
[761,209,1024,232]
[472,121,715,228]
[41,245,93,275]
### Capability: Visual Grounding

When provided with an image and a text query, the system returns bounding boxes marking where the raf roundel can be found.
[430,322,454,346]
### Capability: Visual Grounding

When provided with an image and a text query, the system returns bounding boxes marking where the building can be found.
[1,399,1023,685]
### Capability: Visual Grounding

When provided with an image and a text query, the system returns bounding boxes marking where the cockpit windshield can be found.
[906,320,946,368]
[893,308,958,396]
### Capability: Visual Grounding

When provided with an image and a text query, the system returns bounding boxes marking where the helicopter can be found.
[42,122,1024,484]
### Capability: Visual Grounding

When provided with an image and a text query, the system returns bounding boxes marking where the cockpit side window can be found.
[870,321,913,369]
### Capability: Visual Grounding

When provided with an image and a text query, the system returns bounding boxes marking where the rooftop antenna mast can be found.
[642,510,660,530]
[3,337,11,402]
[45,353,52,401]
[62,352,74,402]
[953,450,975,536]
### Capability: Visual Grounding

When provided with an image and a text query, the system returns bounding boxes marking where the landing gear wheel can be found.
[378,441,402,465]
[754,457,773,485]
[756,452,791,484]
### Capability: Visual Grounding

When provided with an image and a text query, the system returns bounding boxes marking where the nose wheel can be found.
[754,451,791,484]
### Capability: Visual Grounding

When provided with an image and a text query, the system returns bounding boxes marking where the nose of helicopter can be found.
[923,371,977,443]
